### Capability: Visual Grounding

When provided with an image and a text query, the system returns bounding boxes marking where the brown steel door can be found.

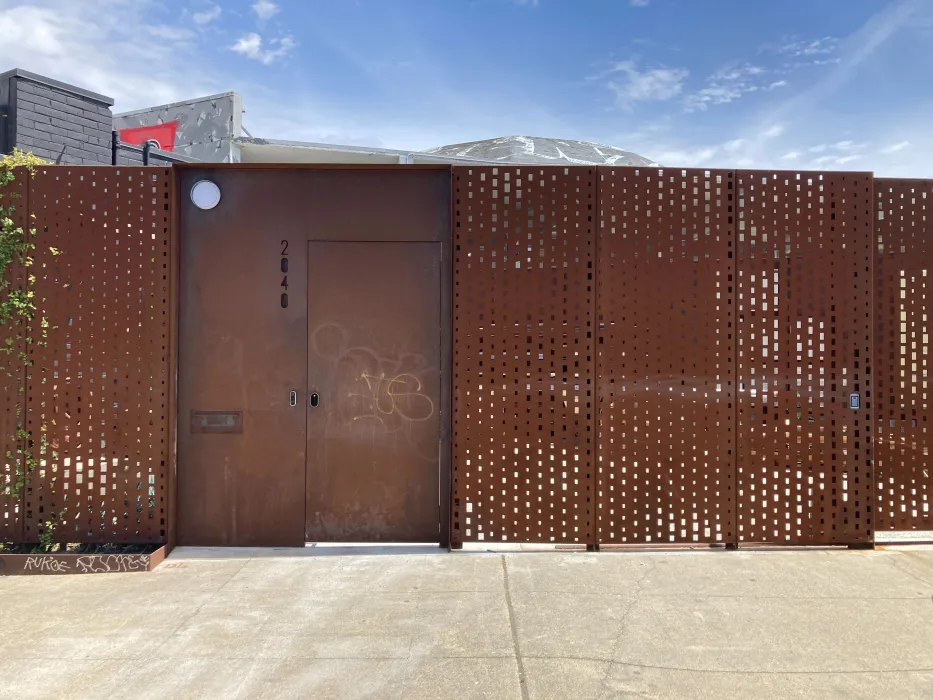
[306,242,441,541]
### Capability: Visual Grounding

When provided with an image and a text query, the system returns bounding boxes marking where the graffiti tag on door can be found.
[311,323,437,441]
[353,371,435,425]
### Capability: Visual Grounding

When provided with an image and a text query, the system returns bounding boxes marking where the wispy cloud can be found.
[606,60,689,106]
[882,141,911,153]
[149,25,196,42]
[192,4,221,25]
[231,33,296,65]
[761,124,786,140]
[252,0,280,20]
[630,0,650,6]
[766,1,925,126]
[685,63,787,111]
[777,36,839,57]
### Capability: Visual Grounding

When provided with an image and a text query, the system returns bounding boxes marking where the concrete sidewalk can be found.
[1,546,932,699]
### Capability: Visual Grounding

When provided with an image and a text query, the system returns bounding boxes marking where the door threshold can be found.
[169,543,445,560]
[304,542,445,556]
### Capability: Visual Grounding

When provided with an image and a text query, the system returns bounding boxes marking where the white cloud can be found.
[607,60,689,106]
[252,0,280,19]
[0,0,214,110]
[882,141,910,153]
[630,0,650,6]
[763,1,925,133]
[781,151,800,160]
[149,25,197,42]
[231,33,297,65]
[778,36,840,57]
[192,4,222,25]
[836,155,861,165]
[761,124,786,139]
[806,141,867,154]
[723,138,746,153]
[685,63,787,111]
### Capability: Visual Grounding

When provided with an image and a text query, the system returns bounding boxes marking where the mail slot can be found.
[190,410,243,434]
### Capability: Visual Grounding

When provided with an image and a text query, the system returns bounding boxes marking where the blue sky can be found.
[1,0,932,175]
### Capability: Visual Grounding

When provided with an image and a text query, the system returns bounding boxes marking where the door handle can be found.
[310,392,320,408]
[289,391,297,407]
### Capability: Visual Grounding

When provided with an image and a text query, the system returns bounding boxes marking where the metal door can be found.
[306,242,442,541]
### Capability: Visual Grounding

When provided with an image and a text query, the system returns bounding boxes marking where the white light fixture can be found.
[190,180,221,210]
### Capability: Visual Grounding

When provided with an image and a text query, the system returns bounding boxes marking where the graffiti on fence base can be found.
[24,556,69,573]
[1,552,154,575]
[75,554,151,573]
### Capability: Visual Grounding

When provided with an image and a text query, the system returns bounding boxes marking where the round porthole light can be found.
[190,180,221,210]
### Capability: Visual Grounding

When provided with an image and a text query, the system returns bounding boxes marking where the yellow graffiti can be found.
[351,372,435,424]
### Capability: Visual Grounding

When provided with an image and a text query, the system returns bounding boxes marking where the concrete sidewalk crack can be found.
[525,654,933,676]
[501,555,530,700]
[892,554,933,589]
[599,560,655,698]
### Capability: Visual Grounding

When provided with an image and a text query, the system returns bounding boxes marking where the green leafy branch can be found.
[0,149,58,504]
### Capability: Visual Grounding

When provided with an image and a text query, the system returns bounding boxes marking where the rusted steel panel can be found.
[177,169,309,547]
[735,171,874,545]
[874,178,933,531]
[306,242,441,541]
[0,170,28,542]
[597,168,736,545]
[177,168,451,546]
[24,167,173,544]
[452,166,596,545]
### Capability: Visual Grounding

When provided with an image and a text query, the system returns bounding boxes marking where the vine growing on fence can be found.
[0,149,58,514]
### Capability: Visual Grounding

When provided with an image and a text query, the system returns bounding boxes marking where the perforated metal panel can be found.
[874,178,933,531]
[23,167,173,544]
[735,171,873,545]
[452,166,595,545]
[597,168,736,545]
[0,171,28,542]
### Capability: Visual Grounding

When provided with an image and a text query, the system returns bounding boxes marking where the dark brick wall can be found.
[1,69,114,165]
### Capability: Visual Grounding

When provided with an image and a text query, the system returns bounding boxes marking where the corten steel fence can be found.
[1,166,174,545]
[453,166,921,548]
[597,168,737,546]
[451,167,596,546]
[734,171,874,546]
[0,164,930,549]
[874,178,933,531]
